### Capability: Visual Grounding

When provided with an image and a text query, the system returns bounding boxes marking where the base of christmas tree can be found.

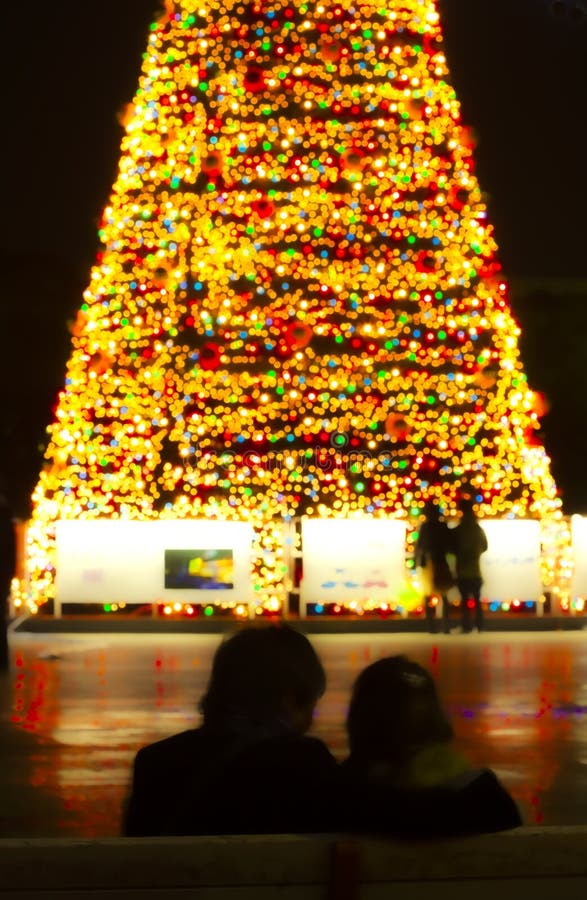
[13,513,585,621]
[10,605,586,635]
[15,514,583,619]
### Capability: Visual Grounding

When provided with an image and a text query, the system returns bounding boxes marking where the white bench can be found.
[1,827,586,899]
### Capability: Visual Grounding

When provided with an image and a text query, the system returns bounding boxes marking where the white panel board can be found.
[300,518,406,608]
[570,515,587,598]
[476,519,542,602]
[55,519,253,606]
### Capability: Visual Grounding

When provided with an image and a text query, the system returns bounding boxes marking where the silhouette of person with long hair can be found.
[342,655,521,835]
[415,501,453,633]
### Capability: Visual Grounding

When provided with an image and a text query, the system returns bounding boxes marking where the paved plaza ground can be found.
[1,629,587,837]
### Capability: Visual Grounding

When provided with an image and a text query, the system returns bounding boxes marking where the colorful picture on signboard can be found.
[164,549,234,590]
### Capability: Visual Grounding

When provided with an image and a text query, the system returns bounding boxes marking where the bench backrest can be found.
[1,827,587,899]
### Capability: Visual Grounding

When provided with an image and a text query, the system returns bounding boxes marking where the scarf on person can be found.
[367,742,472,789]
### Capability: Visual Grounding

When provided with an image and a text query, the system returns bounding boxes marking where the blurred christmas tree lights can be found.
[21,0,565,616]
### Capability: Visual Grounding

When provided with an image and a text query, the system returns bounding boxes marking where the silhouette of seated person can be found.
[341,656,521,836]
[123,625,337,836]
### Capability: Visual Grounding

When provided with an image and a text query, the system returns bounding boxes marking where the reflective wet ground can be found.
[1,630,587,837]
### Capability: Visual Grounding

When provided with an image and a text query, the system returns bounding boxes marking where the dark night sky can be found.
[1,0,586,514]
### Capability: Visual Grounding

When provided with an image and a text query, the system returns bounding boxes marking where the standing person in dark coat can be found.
[452,498,488,633]
[123,624,338,836]
[0,489,16,672]
[341,656,521,837]
[415,501,453,634]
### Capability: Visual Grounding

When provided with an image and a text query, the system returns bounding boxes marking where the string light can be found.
[21,0,563,615]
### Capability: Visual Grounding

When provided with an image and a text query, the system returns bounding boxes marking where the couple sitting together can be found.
[124,625,521,838]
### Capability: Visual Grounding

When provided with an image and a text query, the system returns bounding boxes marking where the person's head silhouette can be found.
[200,625,326,734]
[458,497,475,517]
[347,655,452,767]
[423,500,441,522]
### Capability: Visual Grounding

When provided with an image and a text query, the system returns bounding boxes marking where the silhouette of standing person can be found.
[452,499,488,633]
[415,501,453,634]
[0,489,16,672]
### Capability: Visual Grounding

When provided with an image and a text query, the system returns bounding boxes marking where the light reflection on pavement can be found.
[1,630,586,836]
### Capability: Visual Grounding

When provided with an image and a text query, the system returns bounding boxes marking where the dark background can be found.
[1,0,586,516]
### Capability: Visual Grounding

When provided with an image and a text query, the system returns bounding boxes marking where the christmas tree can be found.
[23,0,562,615]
